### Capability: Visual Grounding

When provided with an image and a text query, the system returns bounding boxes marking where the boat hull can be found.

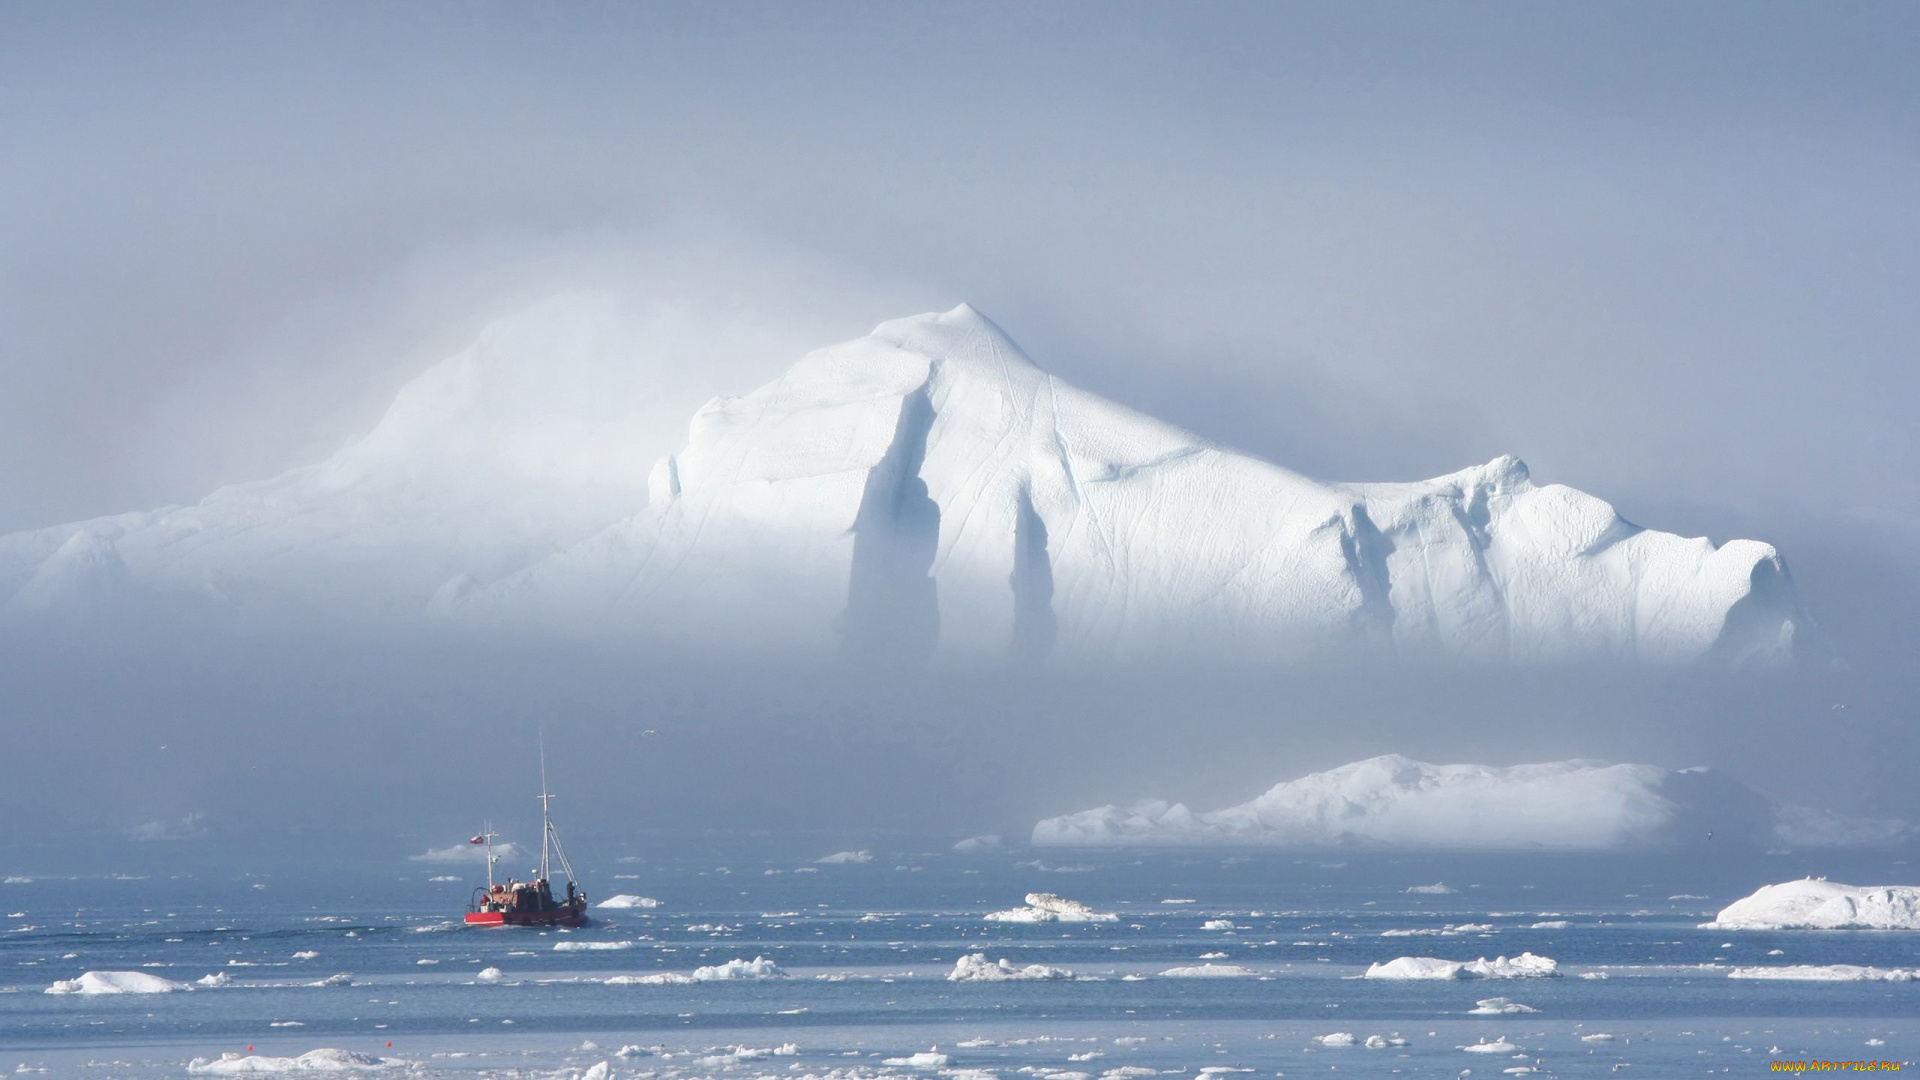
[464,902,588,928]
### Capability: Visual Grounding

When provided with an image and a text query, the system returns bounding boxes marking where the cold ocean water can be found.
[3,847,1915,1078]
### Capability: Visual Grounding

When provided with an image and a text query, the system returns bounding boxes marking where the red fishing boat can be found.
[464,752,589,927]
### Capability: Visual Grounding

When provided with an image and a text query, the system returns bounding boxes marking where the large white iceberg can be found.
[1364,953,1560,979]
[46,970,192,995]
[1706,879,1920,930]
[1034,754,1786,851]
[1,300,1803,668]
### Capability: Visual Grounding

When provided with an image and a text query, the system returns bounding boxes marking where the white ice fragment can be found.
[596,895,661,909]
[984,893,1117,923]
[1364,953,1559,980]
[948,953,1074,981]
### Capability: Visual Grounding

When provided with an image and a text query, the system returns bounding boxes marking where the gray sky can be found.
[1,3,1916,850]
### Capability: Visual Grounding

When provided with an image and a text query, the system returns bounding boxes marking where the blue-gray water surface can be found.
[3,847,1915,1078]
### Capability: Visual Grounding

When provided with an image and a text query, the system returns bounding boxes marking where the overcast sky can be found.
[3,1,1915,618]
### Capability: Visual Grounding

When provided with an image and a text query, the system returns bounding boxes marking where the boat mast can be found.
[538,735,554,884]
[483,822,497,891]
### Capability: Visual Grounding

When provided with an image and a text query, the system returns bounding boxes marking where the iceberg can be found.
[1727,965,1917,981]
[692,956,787,980]
[984,893,1118,923]
[2,300,1804,670]
[1468,997,1539,1014]
[46,970,192,994]
[948,953,1075,981]
[1312,1033,1356,1047]
[596,894,661,909]
[1032,754,1869,851]
[1364,953,1560,980]
[1706,879,1920,930]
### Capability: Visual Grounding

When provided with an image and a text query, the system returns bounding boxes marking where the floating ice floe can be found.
[1364,953,1559,979]
[186,1048,391,1073]
[882,1051,951,1068]
[596,894,661,909]
[1406,883,1456,894]
[1158,963,1257,977]
[475,967,503,983]
[693,1044,799,1067]
[1381,923,1493,937]
[815,850,873,864]
[1459,1037,1520,1053]
[196,972,230,988]
[554,940,636,951]
[310,973,354,988]
[46,970,190,994]
[693,956,787,980]
[608,956,788,986]
[952,834,1002,853]
[984,893,1118,923]
[1727,964,1917,981]
[1706,879,1920,930]
[1468,996,1539,1014]
[1312,1033,1356,1047]
[291,951,319,960]
[948,953,1074,981]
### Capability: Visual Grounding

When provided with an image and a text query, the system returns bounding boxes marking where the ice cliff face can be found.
[0,300,1803,666]
[449,303,1801,665]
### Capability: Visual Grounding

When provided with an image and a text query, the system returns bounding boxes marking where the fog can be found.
[1,4,1914,870]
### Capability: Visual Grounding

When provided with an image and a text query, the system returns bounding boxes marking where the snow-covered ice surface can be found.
[1031,754,1869,851]
[1707,879,1920,930]
[6,849,1917,1079]
[0,301,1805,668]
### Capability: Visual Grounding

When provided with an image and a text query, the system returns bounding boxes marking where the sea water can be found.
[3,849,1914,1077]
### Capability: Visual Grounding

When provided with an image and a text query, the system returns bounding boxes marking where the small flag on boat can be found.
[469,835,486,844]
